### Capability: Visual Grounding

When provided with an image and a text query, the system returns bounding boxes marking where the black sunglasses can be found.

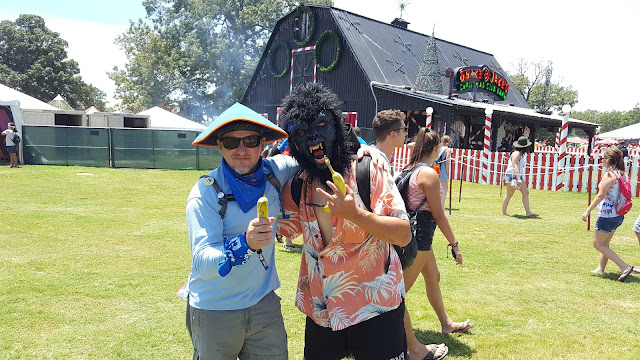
[219,135,262,149]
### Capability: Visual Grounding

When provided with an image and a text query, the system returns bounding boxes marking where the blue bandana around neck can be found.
[221,158,267,213]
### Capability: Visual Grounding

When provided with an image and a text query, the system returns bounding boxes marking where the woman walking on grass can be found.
[502,136,538,217]
[434,135,452,209]
[402,128,473,360]
[582,147,640,282]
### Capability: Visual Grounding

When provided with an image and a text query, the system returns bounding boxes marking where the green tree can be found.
[0,14,107,110]
[109,0,333,121]
[572,105,640,133]
[508,59,578,113]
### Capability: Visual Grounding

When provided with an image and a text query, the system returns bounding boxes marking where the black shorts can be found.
[415,211,437,251]
[304,300,406,360]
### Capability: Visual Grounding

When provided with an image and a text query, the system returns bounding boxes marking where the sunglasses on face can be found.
[219,135,262,149]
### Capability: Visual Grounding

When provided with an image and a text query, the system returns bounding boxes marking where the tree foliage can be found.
[572,105,640,133]
[109,0,333,121]
[508,59,577,113]
[0,15,107,110]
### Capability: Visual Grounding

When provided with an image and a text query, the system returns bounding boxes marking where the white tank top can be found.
[598,171,622,218]
[505,152,524,175]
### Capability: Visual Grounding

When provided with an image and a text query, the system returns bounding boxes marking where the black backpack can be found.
[12,133,20,145]
[357,156,424,270]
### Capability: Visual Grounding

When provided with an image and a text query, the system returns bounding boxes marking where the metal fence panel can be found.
[153,130,198,170]
[22,125,225,171]
[196,146,223,171]
[112,128,155,169]
[22,126,110,167]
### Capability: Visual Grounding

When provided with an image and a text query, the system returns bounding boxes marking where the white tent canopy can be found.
[0,82,59,110]
[138,106,206,131]
[599,123,640,139]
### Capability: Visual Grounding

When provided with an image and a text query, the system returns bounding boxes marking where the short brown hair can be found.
[373,110,405,142]
[441,135,450,146]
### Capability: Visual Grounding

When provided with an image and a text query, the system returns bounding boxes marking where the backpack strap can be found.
[356,155,372,212]
[291,175,304,209]
[406,164,428,214]
[200,175,234,220]
[199,161,284,220]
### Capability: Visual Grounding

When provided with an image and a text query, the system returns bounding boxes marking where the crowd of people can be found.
[181,83,636,359]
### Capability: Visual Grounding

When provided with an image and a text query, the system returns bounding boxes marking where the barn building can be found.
[242,4,597,149]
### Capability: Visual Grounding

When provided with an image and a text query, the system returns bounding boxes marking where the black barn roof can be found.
[327,7,530,107]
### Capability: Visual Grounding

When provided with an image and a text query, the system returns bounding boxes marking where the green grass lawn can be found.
[1,165,639,359]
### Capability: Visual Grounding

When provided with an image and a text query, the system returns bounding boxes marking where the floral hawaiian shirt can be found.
[277,159,409,331]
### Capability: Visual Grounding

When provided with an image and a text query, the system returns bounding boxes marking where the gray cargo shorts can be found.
[186,290,288,360]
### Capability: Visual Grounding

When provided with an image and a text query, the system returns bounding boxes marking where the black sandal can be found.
[618,266,633,282]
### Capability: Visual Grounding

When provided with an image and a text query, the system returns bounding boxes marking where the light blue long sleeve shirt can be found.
[186,155,299,310]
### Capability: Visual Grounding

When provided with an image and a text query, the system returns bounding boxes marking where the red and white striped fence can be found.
[391,145,640,197]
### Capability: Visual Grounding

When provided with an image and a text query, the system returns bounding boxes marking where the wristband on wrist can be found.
[447,241,459,259]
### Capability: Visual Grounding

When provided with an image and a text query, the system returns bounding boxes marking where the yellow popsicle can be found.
[324,158,346,212]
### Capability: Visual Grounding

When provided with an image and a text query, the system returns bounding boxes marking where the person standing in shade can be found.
[1,122,20,168]
[582,147,640,282]
[502,136,538,217]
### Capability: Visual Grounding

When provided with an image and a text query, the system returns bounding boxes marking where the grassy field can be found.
[1,165,639,359]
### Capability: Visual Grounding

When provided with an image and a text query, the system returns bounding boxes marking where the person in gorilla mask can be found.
[277,83,412,360]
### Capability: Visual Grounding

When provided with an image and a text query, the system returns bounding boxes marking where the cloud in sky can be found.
[47,17,128,107]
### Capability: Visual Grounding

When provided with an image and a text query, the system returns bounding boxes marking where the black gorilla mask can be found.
[280,83,353,182]
[287,111,336,170]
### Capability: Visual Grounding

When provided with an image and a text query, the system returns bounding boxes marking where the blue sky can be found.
[1,1,639,112]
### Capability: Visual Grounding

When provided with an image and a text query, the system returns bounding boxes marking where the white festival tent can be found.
[137,106,206,131]
[1,82,60,164]
[0,82,59,129]
[599,123,640,140]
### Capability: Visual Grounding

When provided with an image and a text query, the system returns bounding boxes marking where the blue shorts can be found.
[633,214,640,233]
[6,145,16,154]
[504,173,524,183]
[439,163,448,182]
[595,216,624,233]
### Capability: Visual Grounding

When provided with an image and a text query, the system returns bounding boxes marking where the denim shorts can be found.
[633,214,640,233]
[6,145,16,154]
[595,215,624,233]
[504,173,524,183]
[415,211,437,251]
